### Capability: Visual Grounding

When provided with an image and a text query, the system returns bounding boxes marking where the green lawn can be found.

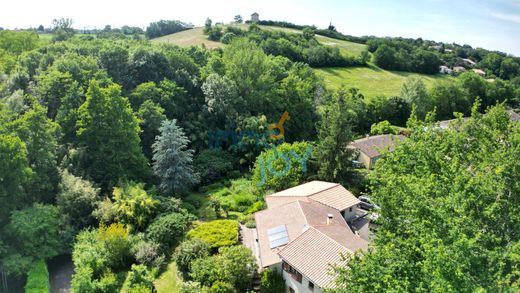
[154,261,181,293]
[315,35,367,57]
[152,27,224,49]
[315,64,453,99]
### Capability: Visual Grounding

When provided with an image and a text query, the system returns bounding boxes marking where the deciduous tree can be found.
[331,104,520,292]
[77,80,149,189]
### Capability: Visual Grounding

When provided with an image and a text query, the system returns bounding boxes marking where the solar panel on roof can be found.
[269,231,288,242]
[268,225,286,235]
[269,237,289,249]
[268,225,288,248]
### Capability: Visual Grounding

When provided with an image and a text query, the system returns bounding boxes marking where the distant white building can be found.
[462,58,476,67]
[472,68,486,76]
[453,66,467,74]
[439,65,452,75]
[251,12,259,22]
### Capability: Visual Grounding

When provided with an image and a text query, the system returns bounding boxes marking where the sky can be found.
[1,0,520,55]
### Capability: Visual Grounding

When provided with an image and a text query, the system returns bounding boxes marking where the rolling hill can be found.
[153,25,452,98]
[152,24,367,57]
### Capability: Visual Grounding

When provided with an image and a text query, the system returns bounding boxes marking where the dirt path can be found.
[48,255,73,293]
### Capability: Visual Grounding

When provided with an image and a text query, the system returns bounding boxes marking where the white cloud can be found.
[490,12,520,24]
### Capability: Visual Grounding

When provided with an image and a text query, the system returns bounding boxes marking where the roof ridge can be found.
[306,182,340,197]
[296,200,309,225]
[258,198,301,213]
[312,225,354,255]
[308,195,341,211]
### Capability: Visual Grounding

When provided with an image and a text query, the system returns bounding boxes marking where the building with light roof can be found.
[253,181,368,292]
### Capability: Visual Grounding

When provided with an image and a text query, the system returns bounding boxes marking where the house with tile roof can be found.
[438,109,520,130]
[253,181,368,292]
[350,134,405,169]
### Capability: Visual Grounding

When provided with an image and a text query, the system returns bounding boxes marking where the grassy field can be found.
[315,64,453,99]
[151,25,450,99]
[154,261,181,293]
[315,35,366,57]
[152,27,224,49]
[151,24,366,57]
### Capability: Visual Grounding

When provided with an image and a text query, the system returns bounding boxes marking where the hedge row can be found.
[25,260,50,293]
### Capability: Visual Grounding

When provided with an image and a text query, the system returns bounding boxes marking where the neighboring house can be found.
[439,65,452,74]
[350,134,405,169]
[472,68,486,76]
[438,110,520,129]
[453,66,467,73]
[509,110,520,122]
[253,181,368,293]
[462,58,476,67]
[251,12,259,22]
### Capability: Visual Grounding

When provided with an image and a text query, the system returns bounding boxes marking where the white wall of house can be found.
[342,205,358,222]
[282,270,322,293]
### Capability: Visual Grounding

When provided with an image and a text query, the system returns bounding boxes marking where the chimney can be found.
[327,214,333,225]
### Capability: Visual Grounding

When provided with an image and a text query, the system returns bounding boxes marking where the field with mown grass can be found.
[315,64,453,99]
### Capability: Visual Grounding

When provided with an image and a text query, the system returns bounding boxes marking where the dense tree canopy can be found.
[0,21,519,293]
[3,204,63,276]
[332,105,520,291]
[77,80,149,189]
[313,88,363,184]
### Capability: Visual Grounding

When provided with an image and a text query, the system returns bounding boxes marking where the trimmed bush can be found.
[25,260,50,293]
[189,245,256,291]
[146,212,193,251]
[187,220,238,249]
[174,238,210,276]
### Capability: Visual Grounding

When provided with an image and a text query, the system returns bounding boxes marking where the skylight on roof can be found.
[268,225,289,249]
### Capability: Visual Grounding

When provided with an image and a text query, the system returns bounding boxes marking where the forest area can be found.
[1,16,520,292]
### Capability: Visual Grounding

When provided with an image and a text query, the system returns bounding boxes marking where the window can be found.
[308,280,315,291]
[349,207,353,212]
[283,261,302,283]
[282,261,289,272]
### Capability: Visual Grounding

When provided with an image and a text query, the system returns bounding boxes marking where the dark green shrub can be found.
[174,238,210,276]
[260,268,286,293]
[209,281,236,293]
[208,27,222,41]
[189,246,256,291]
[146,212,194,251]
[194,149,235,185]
[220,33,236,44]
